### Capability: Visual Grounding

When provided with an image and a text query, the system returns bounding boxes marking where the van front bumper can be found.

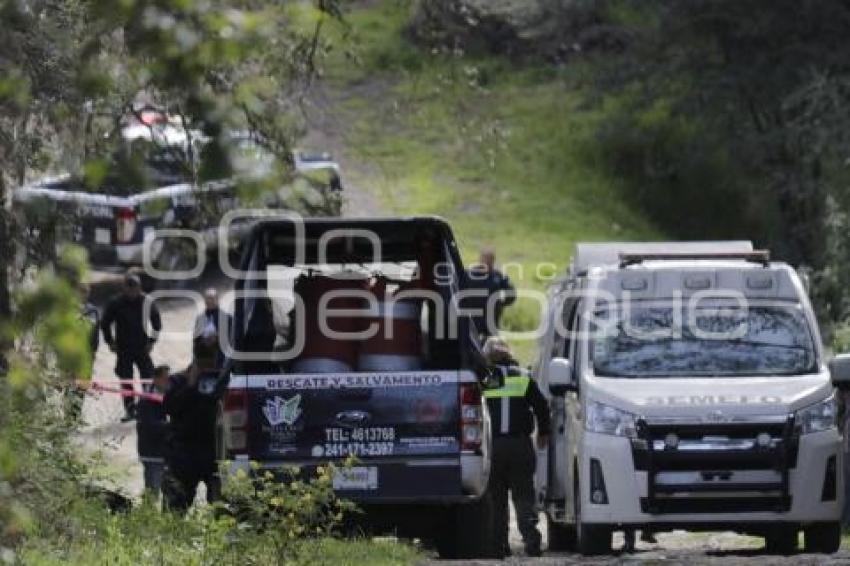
[580,428,842,525]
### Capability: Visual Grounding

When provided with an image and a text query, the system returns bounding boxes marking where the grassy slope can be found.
[321,2,660,360]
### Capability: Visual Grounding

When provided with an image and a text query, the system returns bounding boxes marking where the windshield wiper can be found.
[725,338,810,352]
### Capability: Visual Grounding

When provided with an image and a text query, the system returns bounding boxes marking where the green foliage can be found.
[10,247,92,380]
[14,460,416,565]
[322,2,658,361]
[586,0,850,328]
[832,323,850,356]
[587,95,763,241]
[1,0,346,295]
[218,463,356,548]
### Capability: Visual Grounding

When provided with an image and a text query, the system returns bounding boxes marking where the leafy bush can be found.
[15,457,416,565]
[213,462,357,557]
[0,249,416,565]
[832,323,850,356]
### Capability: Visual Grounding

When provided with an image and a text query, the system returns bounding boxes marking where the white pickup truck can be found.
[13,111,342,272]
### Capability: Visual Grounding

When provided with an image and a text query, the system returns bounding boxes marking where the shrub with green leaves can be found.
[15,460,417,566]
[214,462,358,557]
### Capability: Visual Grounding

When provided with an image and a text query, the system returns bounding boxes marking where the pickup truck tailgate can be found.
[233,371,465,500]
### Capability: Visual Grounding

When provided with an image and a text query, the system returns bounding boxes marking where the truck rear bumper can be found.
[85,243,143,267]
[225,456,483,504]
[115,242,144,265]
[579,429,842,525]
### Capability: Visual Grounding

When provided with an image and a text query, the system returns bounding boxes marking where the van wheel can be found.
[574,480,611,555]
[577,522,612,555]
[764,526,798,555]
[436,488,499,559]
[547,516,576,551]
[803,522,841,554]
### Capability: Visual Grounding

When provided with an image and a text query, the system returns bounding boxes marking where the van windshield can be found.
[590,304,817,378]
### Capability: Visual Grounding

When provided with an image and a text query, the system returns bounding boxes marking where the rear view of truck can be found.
[218,217,498,558]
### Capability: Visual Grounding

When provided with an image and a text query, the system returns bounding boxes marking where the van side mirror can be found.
[548,357,575,395]
[829,354,850,388]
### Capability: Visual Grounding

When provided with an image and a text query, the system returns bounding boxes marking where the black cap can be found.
[125,273,141,287]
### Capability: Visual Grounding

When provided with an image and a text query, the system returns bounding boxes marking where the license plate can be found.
[95,228,111,244]
[332,466,378,490]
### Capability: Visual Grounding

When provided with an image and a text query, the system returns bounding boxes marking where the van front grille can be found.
[631,417,798,514]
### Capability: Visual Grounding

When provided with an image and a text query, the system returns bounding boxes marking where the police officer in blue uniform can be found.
[464,249,516,338]
[483,336,550,557]
[161,346,223,513]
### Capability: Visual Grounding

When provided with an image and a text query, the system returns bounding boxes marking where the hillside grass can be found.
[322,1,660,360]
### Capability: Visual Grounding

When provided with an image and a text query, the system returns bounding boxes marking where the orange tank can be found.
[292,273,367,373]
[358,277,423,372]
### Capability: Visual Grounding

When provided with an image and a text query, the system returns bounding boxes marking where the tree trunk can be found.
[0,175,11,320]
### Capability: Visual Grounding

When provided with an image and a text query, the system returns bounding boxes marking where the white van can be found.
[536,242,843,555]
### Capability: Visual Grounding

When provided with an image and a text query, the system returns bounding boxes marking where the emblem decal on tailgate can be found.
[263,395,302,426]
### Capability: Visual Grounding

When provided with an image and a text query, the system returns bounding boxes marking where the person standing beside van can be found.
[464,248,516,338]
[483,336,550,557]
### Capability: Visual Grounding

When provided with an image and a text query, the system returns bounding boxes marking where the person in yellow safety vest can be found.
[482,336,551,558]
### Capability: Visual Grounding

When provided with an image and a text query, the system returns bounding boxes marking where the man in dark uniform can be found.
[161,348,222,513]
[101,273,161,421]
[464,248,516,338]
[137,365,170,497]
[483,336,550,558]
[193,288,231,370]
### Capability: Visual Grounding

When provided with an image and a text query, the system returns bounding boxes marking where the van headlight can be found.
[796,395,837,435]
[586,401,638,438]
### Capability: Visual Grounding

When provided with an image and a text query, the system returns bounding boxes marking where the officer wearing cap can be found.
[161,345,223,513]
[101,272,162,421]
[483,336,550,557]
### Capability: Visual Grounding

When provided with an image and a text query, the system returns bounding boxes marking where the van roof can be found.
[571,241,755,276]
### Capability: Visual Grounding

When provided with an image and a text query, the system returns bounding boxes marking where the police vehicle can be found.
[535,241,843,555]
[13,110,342,271]
[219,217,500,558]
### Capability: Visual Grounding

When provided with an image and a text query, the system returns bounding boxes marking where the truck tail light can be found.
[115,207,137,244]
[223,388,249,454]
[460,383,483,451]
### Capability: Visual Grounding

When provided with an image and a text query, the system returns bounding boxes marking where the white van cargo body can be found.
[536,242,842,555]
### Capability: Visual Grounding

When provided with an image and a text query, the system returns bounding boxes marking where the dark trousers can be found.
[491,435,541,554]
[162,461,221,514]
[142,459,166,495]
[115,349,154,412]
